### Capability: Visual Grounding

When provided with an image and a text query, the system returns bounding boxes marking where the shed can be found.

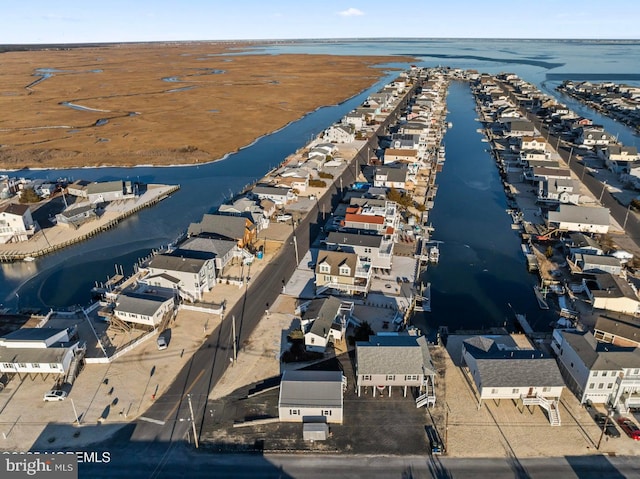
[303,423,329,441]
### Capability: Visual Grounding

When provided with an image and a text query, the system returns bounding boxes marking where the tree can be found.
[349,321,375,345]
[19,187,40,203]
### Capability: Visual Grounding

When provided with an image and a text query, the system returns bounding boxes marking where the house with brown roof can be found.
[187,214,256,248]
[315,250,372,296]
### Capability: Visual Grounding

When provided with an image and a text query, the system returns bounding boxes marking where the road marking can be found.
[163,368,206,422]
[138,416,166,425]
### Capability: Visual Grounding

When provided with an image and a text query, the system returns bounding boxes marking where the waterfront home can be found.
[547,205,610,234]
[502,119,536,137]
[602,145,639,174]
[0,327,82,379]
[576,126,615,148]
[113,292,175,328]
[325,231,394,272]
[565,232,604,257]
[323,124,355,143]
[355,333,436,406]
[0,203,36,243]
[374,165,410,191]
[582,273,640,315]
[571,253,622,276]
[315,250,371,296]
[594,313,640,348]
[343,111,366,130]
[251,185,296,205]
[187,214,256,249]
[462,335,565,425]
[551,329,640,412]
[66,179,92,198]
[537,178,580,205]
[278,370,344,424]
[55,204,97,228]
[87,180,135,204]
[300,296,353,353]
[519,150,551,165]
[526,166,571,183]
[342,201,400,238]
[217,196,269,231]
[383,148,419,165]
[391,133,423,151]
[146,250,217,302]
[177,236,241,273]
[274,174,309,193]
[518,136,547,152]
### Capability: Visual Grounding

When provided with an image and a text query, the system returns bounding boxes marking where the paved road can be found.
[79,445,640,479]
[130,92,409,445]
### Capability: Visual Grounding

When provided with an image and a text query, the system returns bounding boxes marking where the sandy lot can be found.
[0,42,413,169]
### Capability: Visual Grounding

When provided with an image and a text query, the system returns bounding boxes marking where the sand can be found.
[0,42,414,169]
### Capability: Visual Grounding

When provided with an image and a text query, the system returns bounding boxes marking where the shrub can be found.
[309,179,326,188]
[318,171,334,179]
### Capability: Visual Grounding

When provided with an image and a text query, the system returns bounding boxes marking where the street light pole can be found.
[599,181,608,203]
[567,146,574,167]
[70,398,80,425]
[187,394,199,449]
[624,203,632,230]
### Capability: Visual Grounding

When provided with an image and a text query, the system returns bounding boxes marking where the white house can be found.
[374,166,410,190]
[355,333,437,406]
[577,126,614,148]
[0,203,35,243]
[572,253,622,276]
[301,297,353,353]
[146,250,217,302]
[552,329,640,412]
[547,205,610,234]
[462,335,565,425]
[252,185,296,205]
[278,370,344,424]
[519,136,547,152]
[603,145,639,174]
[113,293,175,327]
[583,273,640,315]
[383,148,419,165]
[325,231,394,272]
[87,180,133,204]
[0,327,80,377]
[538,178,580,205]
[323,124,355,143]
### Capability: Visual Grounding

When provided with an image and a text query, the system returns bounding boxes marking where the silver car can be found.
[43,390,67,401]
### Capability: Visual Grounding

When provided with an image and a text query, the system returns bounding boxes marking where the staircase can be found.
[64,345,87,385]
[521,394,561,426]
[416,377,436,408]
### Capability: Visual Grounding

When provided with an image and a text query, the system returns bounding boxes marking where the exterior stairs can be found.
[521,394,561,426]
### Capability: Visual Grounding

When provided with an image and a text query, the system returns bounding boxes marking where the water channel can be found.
[418,81,552,333]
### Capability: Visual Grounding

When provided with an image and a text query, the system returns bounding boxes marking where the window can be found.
[32,363,40,368]
[602,371,608,377]
[607,383,614,389]
[512,388,519,394]
[50,364,58,369]
[324,275,332,282]
[593,371,598,377]
[543,387,551,393]
[598,383,605,389]
[320,264,330,274]
[589,383,595,389]
[323,410,332,416]
[362,375,371,381]
[386,375,395,381]
[491,389,499,394]
[635,369,640,376]
[339,266,350,276]
[17,363,26,368]
[2,363,11,369]
[290,409,300,415]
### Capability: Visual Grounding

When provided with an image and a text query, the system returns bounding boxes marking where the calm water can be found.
[1,39,640,321]
[418,82,549,333]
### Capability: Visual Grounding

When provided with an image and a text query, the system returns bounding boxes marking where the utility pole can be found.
[187,394,199,449]
[596,413,612,450]
[624,203,632,230]
[70,398,80,425]
[599,181,607,203]
[567,146,574,167]
[231,315,237,363]
[293,235,299,265]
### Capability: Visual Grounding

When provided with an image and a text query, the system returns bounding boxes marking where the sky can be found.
[1,0,638,44]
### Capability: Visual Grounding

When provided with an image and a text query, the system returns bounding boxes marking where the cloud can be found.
[338,7,364,17]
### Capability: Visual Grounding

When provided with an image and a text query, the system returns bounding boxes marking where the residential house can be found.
[187,214,256,248]
[274,174,309,193]
[519,136,547,152]
[113,292,175,328]
[251,185,296,205]
[300,296,353,353]
[383,148,419,165]
[577,126,615,148]
[217,196,269,231]
[0,327,81,378]
[278,370,344,424]
[582,273,640,315]
[527,167,572,183]
[342,201,399,238]
[177,236,240,274]
[343,111,366,130]
[462,335,565,425]
[325,231,393,271]
[146,250,217,301]
[315,250,371,296]
[594,313,640,348]
[547,205,610,234]
[538,178,580,205]
[565,233,604,257]
[87,180,134,204]
[0,203,35,243]
[552,329,640,411]
[355,334,436,406]
[504,119,536,137]
[55,204,97,228]
[323,124,355,143]
[66,179,91,198]
[374,166,410,190]
[572,253,622,276]
[603,145,639,174]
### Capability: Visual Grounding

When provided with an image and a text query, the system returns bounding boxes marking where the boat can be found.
[533,285,549,310]
[447,121,453,128]
[23,256,35,262]
[428,245,440,263]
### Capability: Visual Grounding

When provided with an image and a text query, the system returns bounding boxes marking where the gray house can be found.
[87,180,133,204]
[301,296,353,353]
[572,253,622,276]
[325,231,393,271]
[356,334,436,407]
[55,204,97,228]
[278,370,344,424]
[146,250,217,302]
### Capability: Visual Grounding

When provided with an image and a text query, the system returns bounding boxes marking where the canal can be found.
[418,81,554,334]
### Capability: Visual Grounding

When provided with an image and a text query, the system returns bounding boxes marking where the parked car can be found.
[43,390,67,402]
[157,334,168,351]
[276,214,292,222]
[594,413,621,438]
[617,417,640,440]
